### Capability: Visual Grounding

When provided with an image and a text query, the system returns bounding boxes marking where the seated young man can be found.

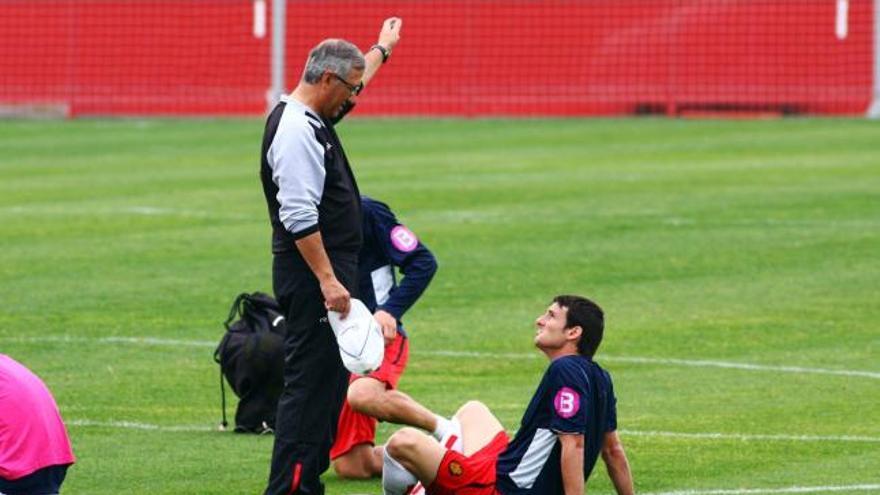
[382,295,635,495]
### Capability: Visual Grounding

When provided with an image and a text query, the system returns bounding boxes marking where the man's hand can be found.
[321,277,351,316]
[374,309,398,346]
[378,17,402,50]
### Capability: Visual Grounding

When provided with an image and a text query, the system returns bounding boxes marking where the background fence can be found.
[1,0,876,117]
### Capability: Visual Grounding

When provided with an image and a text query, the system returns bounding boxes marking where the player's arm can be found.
[601,430,634,495]
[367,200,437,339]
[559,433,585,495]
[331,18,401,125]
[547,362,589,494]
[361,17,402,88]
[295,232,350,315]
[379,241,437,322]
[373,240,436,343]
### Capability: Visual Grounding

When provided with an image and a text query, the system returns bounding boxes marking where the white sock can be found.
[382,447,417,495]
[431,414,452,440]
[438,417,463,453]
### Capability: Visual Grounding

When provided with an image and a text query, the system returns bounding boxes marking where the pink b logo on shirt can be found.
[390,225,418,252]
[554,387,580,419]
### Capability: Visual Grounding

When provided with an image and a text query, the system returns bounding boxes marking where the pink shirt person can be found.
[0,354,75,481]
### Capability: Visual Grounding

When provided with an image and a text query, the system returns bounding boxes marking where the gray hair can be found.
[302,39,365,84]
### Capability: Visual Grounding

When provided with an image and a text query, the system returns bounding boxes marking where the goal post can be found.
[868,0,880,118]
[268,0,286,112]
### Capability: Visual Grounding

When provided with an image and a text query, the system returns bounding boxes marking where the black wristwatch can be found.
[371,44,391,64]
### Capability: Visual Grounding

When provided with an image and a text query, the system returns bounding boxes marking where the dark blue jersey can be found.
[358,196,438,337]
[495,355,617,494]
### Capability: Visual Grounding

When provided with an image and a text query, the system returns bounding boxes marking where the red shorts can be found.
[426,431,509,495]
[330,332,409,460]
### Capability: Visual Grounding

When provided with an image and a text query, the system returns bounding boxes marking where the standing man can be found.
[382,295,635,495]
[332,195,450,479]
[259,19,402,495]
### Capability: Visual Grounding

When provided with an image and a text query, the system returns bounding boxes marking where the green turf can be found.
[0,117,878,494]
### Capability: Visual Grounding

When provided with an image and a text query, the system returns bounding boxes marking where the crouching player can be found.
[382,295,635,495]
[331,196,456,479]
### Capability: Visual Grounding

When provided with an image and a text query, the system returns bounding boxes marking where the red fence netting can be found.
[0,0,874,117]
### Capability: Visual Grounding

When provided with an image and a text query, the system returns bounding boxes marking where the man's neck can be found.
[290,85,322,117]
[542,347,579,361]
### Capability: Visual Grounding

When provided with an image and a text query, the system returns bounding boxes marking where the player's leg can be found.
[404,400,505,495]
[336,333,456,481]
[347,335,442,433]
[385,401,507,494]
[334,334,423,479]
[348,377,439,431]
[331,389,383,479]
[333,443,383,479]
[453,400,505,456]
[384,427,447,486]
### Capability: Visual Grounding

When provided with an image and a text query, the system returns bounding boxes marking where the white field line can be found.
[64,419,880,444]
[5,203,879,229]
[603,355,880,380]
[3,335,879,380]
[421,350,880,380]
[68,419,212,433]
[0,335,217,348]
[644,484,880,495]
[0,204,253,221]
[618,429,880,443]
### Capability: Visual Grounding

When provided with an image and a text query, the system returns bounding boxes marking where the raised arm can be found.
[330,17,402,123]
[361,17,402,88]
[601,430,634,495]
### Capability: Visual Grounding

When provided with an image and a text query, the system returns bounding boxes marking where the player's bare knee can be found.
[386,427,421,459]
[346,386,371,412]
[347,379,382,413]
[456,400,489,418]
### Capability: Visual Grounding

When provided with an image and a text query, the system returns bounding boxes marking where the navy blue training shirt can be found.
[495,355,617,494]
[357,196,438,337]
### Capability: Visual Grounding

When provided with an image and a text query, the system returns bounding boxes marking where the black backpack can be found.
[214,292,286,433]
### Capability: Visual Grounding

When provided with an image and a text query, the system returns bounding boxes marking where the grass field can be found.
[0,117,878,495]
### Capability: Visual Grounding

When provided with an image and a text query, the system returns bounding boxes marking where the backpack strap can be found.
[218,293,250,430]
[218,365,229,431]
[224,293,249,331]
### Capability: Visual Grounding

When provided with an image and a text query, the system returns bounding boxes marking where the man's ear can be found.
[566,325,583,343]
[320,71,332,87]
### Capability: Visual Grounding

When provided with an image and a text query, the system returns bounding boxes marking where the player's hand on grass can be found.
[378,17,402,50]
[322,278,351,317]
[374,310,398,346]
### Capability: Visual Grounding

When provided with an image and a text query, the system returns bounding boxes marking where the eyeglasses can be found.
[331,73,363,96]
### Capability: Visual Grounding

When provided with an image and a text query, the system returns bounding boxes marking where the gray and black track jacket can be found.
[260,96,362,256]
